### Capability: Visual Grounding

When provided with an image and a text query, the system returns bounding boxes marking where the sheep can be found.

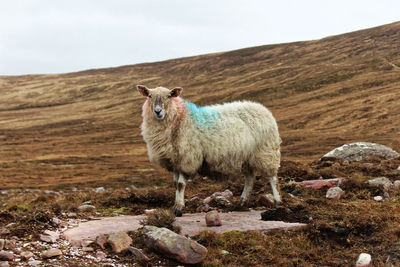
[137,85,281,216]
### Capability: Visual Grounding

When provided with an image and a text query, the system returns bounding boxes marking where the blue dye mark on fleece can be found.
[185,101,218,127]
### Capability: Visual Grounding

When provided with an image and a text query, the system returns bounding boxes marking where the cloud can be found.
[0,0,399,75]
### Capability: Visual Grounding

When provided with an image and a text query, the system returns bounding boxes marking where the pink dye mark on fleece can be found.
[142,98,151,118]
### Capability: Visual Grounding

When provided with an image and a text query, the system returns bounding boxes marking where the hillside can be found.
[0,21,400,188]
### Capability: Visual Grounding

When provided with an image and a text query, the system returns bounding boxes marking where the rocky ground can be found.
[1,144,400,266]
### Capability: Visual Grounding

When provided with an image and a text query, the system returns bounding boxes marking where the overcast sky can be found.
[1,0,399,75]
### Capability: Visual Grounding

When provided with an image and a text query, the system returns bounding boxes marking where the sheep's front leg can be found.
[172,172,186,217]
[239,174,255,206]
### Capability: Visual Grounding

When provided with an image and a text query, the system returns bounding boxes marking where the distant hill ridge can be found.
[0,21,399,187]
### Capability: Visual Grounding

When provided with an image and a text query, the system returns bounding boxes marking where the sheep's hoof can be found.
[172,204,183,217]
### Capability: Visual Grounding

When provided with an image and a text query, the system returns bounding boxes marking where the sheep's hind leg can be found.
[239,173,255,206]
[172,172,186,217]
[269,175,282,207]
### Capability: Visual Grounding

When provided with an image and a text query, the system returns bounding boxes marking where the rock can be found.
[20,251,34,259]
[95,187,105,193]
[77,204,96,212]
[213,196,233,207]
[143,226,208,264]
[321,142,399,162]
[144,209,156,215]
[42,248,62,258]
[0,240,4,250]
[0,229,10,235]
[0,251,14,261]
[342,160,350,166]
[128,246,150,264]
[221,250,230,255]
[258,193,275,207]
[107,232,132,253]
[125,185,138,191]
[82,247,94,252]
[373,196,383,202]
[0,261,9,267]
[397,166,400,171]
[96,234,108,250]
[51,217,62,226]
[28,260,42,266]
[297,178,347,190]
[367,177,393,191]
[394,180,400,190]
[205,210,222,226]
[96,250,107,260]
[356,252,371,267]
[39,230,59,243]
[67,212,78,218]
[326,187,345,200]
[204,190,233,206]
[196,204,211,213]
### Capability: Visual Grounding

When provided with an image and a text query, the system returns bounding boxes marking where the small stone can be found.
[107,232,132,253]
[126,185,138,191]
[96,235,108,250]
[144,209,156,215]
[220,250,230,255]
[0,251,14,261]
[342,160,350,166]
[77,205,96,212]
[397,166,400,171]
[82,247,94,252]
[0,261,9,267]
[0,229,10,235]
[394,180,400,190]
[0,240,4,250]
[51,217,62,226]
[28,260,42,266]
[128,246,150,263]
[374,196,383,202]
[20,251,34,259]
[42,248,62,258]
[96,250,107,260]
[356,253,371,267]
[39,230,59,243]
[326,187,345,200]
[67,212,78,218]
[258,193,275,207]
[95,187,105,193]
[205,210,222,227]
[367,177,393,191]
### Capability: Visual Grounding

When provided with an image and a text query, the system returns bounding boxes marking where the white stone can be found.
[356,253,371,267]
[95,187,105,193]
[326,187,345,200]
[373,196,383,202]
[394,180,400,190]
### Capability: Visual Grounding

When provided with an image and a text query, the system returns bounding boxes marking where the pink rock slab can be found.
[62,211,306,246]
[297,178,347,189]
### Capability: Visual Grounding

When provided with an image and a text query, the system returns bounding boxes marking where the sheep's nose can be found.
[155,109,161,115]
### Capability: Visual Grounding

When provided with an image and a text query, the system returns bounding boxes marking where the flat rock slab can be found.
[63,211,306,246]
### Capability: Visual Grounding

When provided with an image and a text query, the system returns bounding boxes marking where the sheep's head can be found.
[137,85,183,120]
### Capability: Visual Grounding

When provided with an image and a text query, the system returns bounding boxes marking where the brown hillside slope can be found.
[0,22,399,187]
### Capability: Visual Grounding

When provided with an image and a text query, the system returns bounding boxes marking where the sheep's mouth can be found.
[154,112,165,120]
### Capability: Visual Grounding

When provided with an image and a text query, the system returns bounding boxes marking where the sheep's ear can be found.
[137,85,149,97]
[169,87,183,98]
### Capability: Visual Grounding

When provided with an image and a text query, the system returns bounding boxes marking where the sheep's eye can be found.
[148,94,152,98]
